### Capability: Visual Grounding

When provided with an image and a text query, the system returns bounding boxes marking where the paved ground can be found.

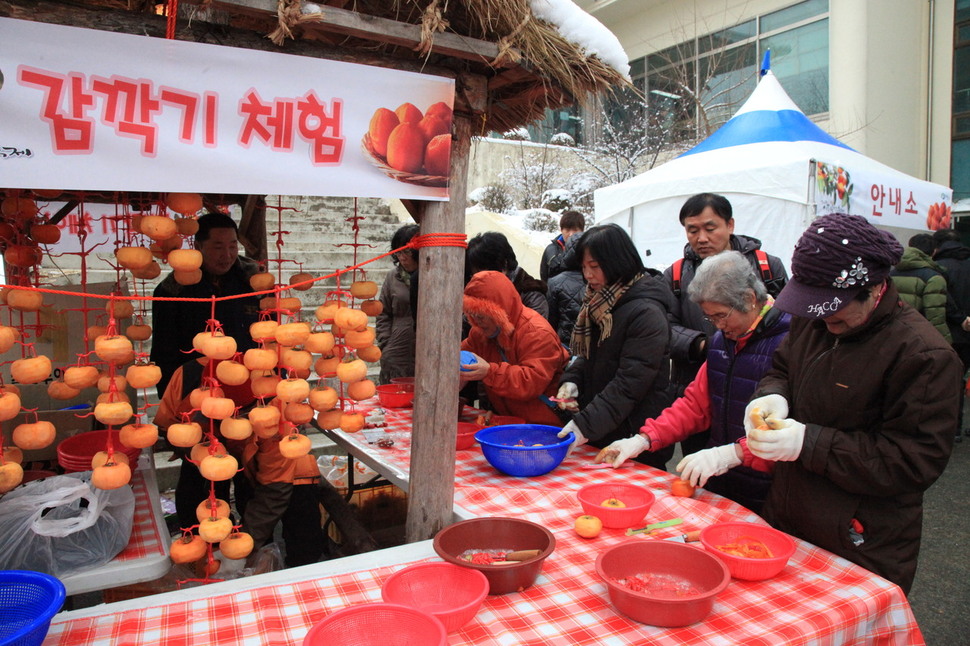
[907,433,970,644]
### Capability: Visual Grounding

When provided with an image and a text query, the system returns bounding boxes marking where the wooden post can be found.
[405,113,472,543]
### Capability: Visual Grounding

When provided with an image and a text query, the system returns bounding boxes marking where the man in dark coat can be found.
[150,212,261,396]
[665,193,788,455]
[746,213,961,594]
[540,210,585,281]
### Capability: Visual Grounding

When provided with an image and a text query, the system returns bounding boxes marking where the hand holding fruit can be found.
[743,394,789,432]
[675,444,742,487]
[747,417,805,461]
[594,434,649,468]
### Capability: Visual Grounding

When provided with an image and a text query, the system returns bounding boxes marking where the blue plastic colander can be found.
[474,424,572,477]
[0,570,66,646]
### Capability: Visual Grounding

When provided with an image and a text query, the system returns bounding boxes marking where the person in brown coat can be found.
[745,213,962,593]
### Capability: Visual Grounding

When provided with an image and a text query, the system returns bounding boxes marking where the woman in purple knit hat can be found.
[744,212,962,594]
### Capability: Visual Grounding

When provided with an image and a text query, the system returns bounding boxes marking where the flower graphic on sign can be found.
[816,162,853,208]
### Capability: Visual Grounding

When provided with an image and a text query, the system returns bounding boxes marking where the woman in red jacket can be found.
[460,271,568,425]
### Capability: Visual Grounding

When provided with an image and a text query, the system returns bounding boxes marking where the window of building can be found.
[631,0,829,146]
[953,0,970,201]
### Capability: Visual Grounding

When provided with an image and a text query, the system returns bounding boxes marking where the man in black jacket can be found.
[540,210,585,282]
[150,212,261,397]
[664,193,788,455]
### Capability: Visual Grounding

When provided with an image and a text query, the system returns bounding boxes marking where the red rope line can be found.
[410,233,467,248]
[0,233,463,305]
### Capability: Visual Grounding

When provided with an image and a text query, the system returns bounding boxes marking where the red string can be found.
[0,232,466,306]
[166,0,179,40]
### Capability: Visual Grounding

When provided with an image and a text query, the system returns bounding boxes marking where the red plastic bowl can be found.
[302,603,446,645]
[699,521,796,581]
[576,482,655,529]
[381,562,489,633]
[57,430,141,473]
[596,539,730,627]
[376,383,415,408]
[433,517,556,595]
[456,422,482,450]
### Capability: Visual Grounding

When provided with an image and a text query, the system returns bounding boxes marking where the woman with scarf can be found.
[594,251,790,513]
[555,224,676,470]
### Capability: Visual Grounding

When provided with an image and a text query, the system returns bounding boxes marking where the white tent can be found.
[594,70,953,270]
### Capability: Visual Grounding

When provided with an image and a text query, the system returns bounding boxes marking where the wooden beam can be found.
[201,0,507,65]
[406,114,472,542]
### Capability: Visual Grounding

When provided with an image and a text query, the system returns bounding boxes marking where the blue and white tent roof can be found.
[679,70,853,157]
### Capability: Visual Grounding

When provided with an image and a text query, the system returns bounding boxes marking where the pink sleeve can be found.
[641,362,712,450]
[738,437,775,473]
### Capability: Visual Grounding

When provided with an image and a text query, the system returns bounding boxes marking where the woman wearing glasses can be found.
[595,250,790,513]
[554,224,677,469]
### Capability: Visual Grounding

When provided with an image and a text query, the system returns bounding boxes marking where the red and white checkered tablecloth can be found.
[46,406,924,644]
[114,467,167,562]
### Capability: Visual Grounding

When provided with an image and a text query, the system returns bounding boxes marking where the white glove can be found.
[743,394,789,432]
[557,420,586,456]
[747,417,805,461]
[595,434,649,468]
[557,382,580,411]
[675,444,742,487]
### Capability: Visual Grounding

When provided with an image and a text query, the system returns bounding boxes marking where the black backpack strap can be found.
[671,258,684,297]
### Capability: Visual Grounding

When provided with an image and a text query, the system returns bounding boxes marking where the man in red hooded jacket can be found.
[460,271,569,426]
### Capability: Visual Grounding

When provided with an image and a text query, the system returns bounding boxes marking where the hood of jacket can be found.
[896,246,946,272]
[681,233,762,263]
[463,271,521,345]
[934,240,970,261]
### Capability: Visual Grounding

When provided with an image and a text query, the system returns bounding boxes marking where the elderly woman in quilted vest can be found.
[595,251,790,513]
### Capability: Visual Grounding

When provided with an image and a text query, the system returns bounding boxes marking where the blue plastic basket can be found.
[474,424,572,477]
[0,571,66,646]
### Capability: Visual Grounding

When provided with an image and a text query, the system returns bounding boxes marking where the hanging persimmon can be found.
[116,246,154,270]
[308,386,339,412]
[28,224,61,245]
[11,355,52,384]
[6,288,43,312]
[304,331,335,354]
[170,534,207,564]
[140,215,178,241]
[278,433,312,459]
[275,322,311,347]
[119,422,159,449]
[168,249,203,271]
[63,365,99,390]
[131,261,162,280]
[249,272,275,291]
[91,461,132,490]
[126,363,162,389]
[92,450,129,470]
[336,358,368,384]
[48,380,81,400]
[220,532,254,560]
[0,325,20,353]
[360,300,383,317]
[199,454,238,482]
[349,280,379,299]
[344,326,376,350]
[125,323,152,341]
[12,421,56,450]
[357,344,382,363]
[314,299,346,322]
[165,192,203,215]
[220,417,253,441]
[333,307,368,332]
[94,400,133,426]
[289,272,314,291]
[4,245,42,268]
[167,421,203,448]
[215,360,249,386]
[94,334,133,364]
[283,402,314,425]
[347,379,376,401]
[243,347,277,371]
[196,498,231,522]
[175,217,199,236]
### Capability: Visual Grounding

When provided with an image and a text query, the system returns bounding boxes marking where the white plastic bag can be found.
[0,472,135,577]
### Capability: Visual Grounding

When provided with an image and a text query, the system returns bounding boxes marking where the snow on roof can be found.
[529,0,631,79]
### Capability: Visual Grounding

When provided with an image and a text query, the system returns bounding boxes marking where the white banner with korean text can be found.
[0,18,454,200]
[813,160,953,231]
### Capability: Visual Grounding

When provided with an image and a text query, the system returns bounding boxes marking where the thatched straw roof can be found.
[0,0,629,132]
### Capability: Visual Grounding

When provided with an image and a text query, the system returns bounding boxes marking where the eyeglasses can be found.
[703,307,734,325]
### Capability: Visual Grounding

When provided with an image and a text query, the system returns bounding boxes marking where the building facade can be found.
[573,0,964,201]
